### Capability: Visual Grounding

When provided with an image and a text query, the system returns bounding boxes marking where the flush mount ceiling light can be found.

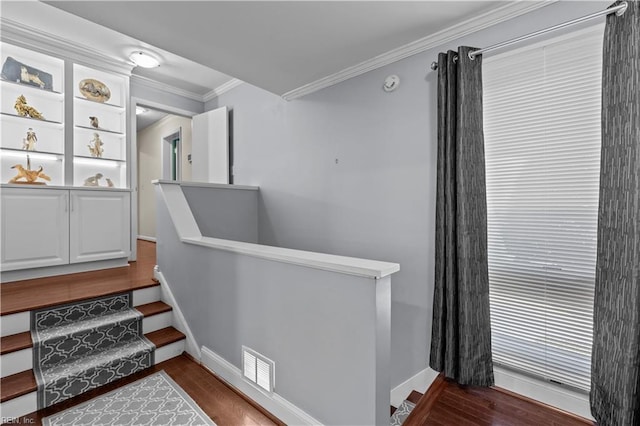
[129,51,160,68]
[136,106,148,115]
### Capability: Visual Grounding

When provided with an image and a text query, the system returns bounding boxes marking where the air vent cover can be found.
[242,346,274,393]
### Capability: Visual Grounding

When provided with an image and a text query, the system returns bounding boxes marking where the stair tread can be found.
[135,301,172,317]
[146,326,185,347]
[1,303,171,354]
[407,390,423,404]
[0,370,36,403]
[38,338,153,381]
[1,331,32,355]
[1,269,158,316]
[0,327,183,404]
[33,309,142,345]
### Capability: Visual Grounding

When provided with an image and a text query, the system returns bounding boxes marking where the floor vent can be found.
[242,346,275,393]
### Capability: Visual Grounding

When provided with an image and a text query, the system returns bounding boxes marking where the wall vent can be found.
[242,346,275,393]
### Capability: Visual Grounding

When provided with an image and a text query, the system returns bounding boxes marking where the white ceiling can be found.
[2,1,553,99]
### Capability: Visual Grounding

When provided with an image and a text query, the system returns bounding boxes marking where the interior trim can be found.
[281,1,556,100]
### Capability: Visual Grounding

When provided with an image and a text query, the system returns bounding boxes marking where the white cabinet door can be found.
[192,106,229,184]
[69,190,130,263]
[1,188,69,271]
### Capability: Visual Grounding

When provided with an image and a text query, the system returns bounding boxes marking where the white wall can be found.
[137,115,192,238]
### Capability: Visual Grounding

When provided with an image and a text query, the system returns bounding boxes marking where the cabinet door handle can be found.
[70,196,73,212]
[64,194,68,212]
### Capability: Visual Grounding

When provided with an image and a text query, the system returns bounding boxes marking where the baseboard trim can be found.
[200,346,322,426]
[493,366,594,421]
[137,235,157,243]
[390,367,439,407]
[154,266,201,360]
[493,385,594,425]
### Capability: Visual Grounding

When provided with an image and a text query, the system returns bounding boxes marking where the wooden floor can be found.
[6,354,284,426]
[405,375,593,426]
[1,240,158,315]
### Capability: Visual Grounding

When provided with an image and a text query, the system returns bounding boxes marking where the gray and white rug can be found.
[42,371,216,426]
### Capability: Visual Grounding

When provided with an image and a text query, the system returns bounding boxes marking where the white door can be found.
[69,190,130,263]
[1,188,69,271]
[192,106,229,183]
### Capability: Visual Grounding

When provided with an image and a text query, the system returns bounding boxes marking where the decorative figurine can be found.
[22,128,37,151]
[88,133,104,158]
[106,178,115,187]
[84,173,103,187]
[14,95,44,119]
[79,78,111,103]
[20,66,46,89]
[89,116,99,128]
[8,155,51,184]
[2,57,53,90]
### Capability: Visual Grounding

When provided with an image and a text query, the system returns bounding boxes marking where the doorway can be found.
[136,105,193,242]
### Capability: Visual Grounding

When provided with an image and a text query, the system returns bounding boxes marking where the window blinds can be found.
[482,25,604,392]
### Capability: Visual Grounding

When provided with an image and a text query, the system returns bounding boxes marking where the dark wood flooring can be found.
[405,375,594,426]
[1,240,158,315]
[5,354,283,426]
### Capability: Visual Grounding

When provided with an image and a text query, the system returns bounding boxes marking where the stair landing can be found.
[1,240,158,316]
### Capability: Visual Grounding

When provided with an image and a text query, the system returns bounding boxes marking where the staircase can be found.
[390,390,422,426]
[0,243,187,419]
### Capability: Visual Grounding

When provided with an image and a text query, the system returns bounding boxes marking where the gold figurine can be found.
[89,116,99,128]
[14,95,44,119]
[88,133,104,158]
[9,155,51,184]
[22,128,37,151]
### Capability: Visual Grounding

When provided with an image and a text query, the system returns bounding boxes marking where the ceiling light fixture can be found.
[136,106,148,115]
[129,51,160,68]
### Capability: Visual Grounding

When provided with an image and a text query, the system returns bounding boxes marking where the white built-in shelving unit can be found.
[0,42,132,277]
[0,43,129,189]
[0,43,65,186]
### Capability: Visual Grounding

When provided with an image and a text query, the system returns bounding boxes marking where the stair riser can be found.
[1,286,161,338]
[1,349,32,379]
[1,312,30,338]
[0,339,185,420]
[1,312,171,378]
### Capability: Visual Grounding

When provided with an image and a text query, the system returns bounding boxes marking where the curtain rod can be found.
[430,2,628,71]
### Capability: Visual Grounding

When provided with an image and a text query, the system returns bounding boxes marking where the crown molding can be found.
[130,74,205,102]
[131,75,244,104]
[203,79,244,103]
[0,17,133,76]
[282,1,557,101]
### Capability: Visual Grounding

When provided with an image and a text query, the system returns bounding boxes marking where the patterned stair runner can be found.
[31,293,155,409]
[390,399,416,426]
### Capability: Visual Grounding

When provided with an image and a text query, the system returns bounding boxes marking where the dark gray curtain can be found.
[590,2,640,425]
[429,46,494,387]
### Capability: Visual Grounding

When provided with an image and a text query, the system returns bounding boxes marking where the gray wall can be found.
[182,185,259,243]
[156,192,391,425]
[206,1,608,388]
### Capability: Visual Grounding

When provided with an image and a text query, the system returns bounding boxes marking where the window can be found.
[482,25,603,392]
